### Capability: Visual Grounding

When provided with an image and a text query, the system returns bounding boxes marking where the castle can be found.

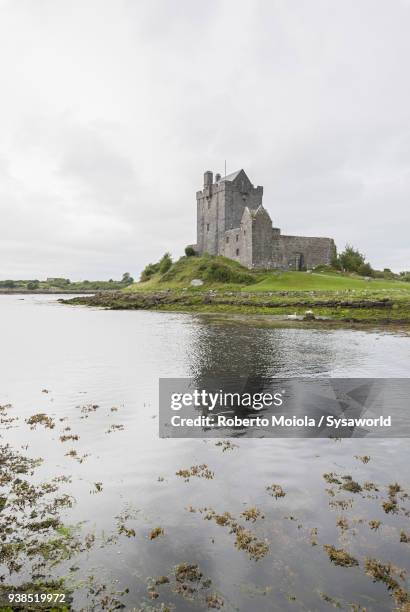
[194,169,336,270]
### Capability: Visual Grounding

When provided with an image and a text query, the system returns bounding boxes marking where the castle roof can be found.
[221,169,243,182]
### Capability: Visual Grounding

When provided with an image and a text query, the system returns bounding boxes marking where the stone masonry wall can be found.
[250,208,275,269]
[278,235,336,270]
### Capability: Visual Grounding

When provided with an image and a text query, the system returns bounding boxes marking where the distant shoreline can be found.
[0,289,98,295]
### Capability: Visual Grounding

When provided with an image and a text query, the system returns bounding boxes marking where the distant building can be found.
[194,169,335,270]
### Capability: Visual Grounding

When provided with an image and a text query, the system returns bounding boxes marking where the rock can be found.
[304,310,315,320]
[190,278,204,287]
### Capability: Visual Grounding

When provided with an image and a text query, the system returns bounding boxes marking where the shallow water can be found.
[1,295,409,611]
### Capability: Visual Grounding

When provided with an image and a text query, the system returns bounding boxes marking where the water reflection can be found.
[188,321,345,380]
[1,298,410,611]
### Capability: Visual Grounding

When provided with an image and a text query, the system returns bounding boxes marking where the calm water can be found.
[1,295,409,611]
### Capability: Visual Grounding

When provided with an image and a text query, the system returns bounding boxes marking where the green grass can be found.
[129,255,410,294]
[244,271,410,292]
[64,255,410,324]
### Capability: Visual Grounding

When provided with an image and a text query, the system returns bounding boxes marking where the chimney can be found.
[215,173,221,182]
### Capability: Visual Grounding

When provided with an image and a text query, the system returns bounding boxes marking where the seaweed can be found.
[266,484,286,498]
[400,530,409,543]
[149,527,164,540]
[241,507,264,522]
[26,413,55,430]
[354,455,371,464]
[206,592,224,609]
[59,434,79,443]
[176,464,214,482]
[323,545,359,567]
[215,440,238,452]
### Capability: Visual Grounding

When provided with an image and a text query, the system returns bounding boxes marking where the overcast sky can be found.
[1,0,409,279]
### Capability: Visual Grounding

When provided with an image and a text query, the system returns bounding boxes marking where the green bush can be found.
[122,272,134,284]
[159,253,172,274]
[199,260,254,284]
[357,262,373,277]
[185,246,196,257]
[140,263,160,282]
[338,244,366,272]
[331,252,341,270]
[382,268,396,279]
[27,280,40,290]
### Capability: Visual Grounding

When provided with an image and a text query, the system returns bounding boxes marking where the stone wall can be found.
[250,207,274,269]
[223,177,263,232]
[196,180,223,255]
[278,235,336,270]
[196,170,263,257]
[223,228,244,263]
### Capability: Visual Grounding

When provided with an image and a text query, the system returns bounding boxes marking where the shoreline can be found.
[0,289,98,295]
[59,290,410,328]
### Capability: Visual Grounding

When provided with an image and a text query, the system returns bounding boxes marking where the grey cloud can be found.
[0,0,409,279]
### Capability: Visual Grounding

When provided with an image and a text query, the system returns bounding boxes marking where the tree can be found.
[122,272,134,284]
[357,262,373,277]
[338,244,366,273]
[27,280,39,290]
[140,263,159,282]
[159,252,172,274]
[331,251,341,270]
[185,245,196,257]
[383,268,395,279]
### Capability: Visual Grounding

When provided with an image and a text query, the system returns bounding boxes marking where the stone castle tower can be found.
[194,168,335,270]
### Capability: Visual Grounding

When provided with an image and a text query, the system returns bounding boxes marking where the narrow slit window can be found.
[236,248,239,256]
[206,223,210,232]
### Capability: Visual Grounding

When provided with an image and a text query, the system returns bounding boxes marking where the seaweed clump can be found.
[400,530,409,543]
[201,507,269,561]
[323,545,359,567]
[382,482,406,514]
[266,484,286,498]
[241,507,264,522]
[341,476,362,493]
[365,558,409,606]
[26,413,55,430]
[149,527,165,540]
[176,464,214,482]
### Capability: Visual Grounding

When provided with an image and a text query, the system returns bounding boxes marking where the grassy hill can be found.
[128,254,410,293]
[65,255,410,324]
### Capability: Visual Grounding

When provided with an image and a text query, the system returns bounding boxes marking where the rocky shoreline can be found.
[60,290,410,325]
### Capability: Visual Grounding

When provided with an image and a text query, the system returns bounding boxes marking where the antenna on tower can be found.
[224,160,227,178]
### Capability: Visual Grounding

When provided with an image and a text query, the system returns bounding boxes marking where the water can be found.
[1,295,409,611]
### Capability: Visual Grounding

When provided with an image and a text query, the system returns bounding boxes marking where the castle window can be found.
[226,236,229,243]
[244,230,246,235]
[236,248,239,256]
[206,223,210,232]
[236,234,239,242]
[208,201,211,209]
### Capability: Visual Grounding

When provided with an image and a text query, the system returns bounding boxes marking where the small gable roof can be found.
[221,169,250,183]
